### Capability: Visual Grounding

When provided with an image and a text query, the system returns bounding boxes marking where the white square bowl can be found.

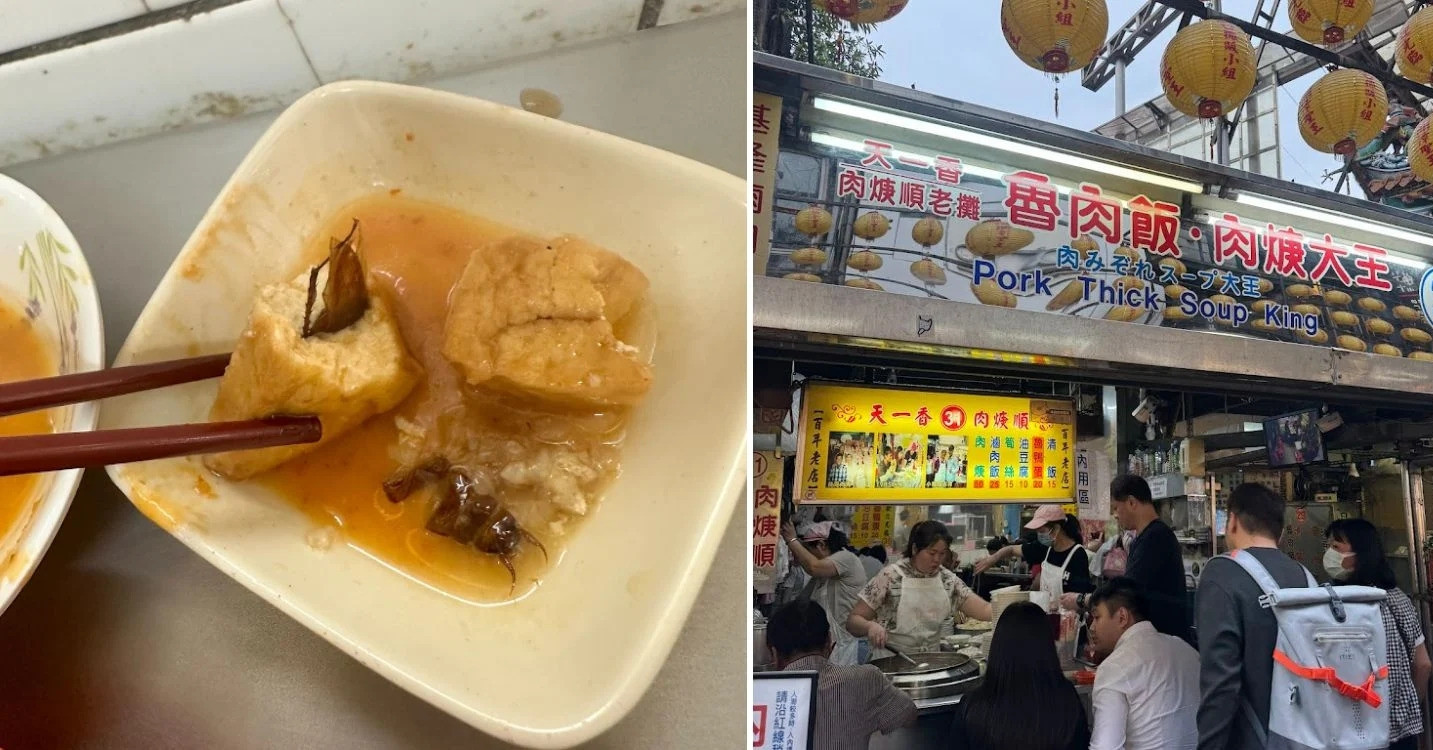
[101,81,747,748]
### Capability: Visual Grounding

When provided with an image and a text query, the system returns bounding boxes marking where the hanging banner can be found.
[753,450,782,595]
[848,506,895,548]
[1075,438,1112,521]
[753,92,783,277]
[796,383,1076,504]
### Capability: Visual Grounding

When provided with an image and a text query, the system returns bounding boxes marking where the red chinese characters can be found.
[1069,183,1122,244]
[754,485,780,508]
[752,184,764,215]
[753,102,774,135]
[929,188,954,218]
[837,169,866,200]
[870,404,887,424]
[1352,244,1393,291]
[1308,234,1353,286]
[869,176,896,204]
[956,192,981,221]
[994,411,1010,429]
[1003,171,1061,232]
[861,139,894,170]
[753,543,776,567]
[974,411,990,428]
[934,156,963,185]
[1213,213,1259,270]
[899,181,927,211]
[1262,224,1308,279]
[915,407,932,427]
[1013,412,1030,430]
[1128,195,1182,257]
[753,140,769,177]
[753,515,778,537]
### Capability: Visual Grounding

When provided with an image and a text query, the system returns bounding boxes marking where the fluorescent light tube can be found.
[1232,193,1432,266]
[812,97,1207,195]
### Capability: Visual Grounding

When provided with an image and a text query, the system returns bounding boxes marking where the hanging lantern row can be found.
[1397,7,1433,84]
[1297,68,1387,155]
[815,0,909,25]
[1289,0,1374,45]
[999,0,1109,74]
[1160,20,1256,119]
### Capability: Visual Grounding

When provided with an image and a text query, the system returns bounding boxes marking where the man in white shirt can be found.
[1087,577,1200,750]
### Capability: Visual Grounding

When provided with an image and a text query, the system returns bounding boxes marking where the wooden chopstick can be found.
[0,353,233,418]
[0,415,322,477]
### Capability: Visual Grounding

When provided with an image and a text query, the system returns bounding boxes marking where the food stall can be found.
[753,52,1433,748]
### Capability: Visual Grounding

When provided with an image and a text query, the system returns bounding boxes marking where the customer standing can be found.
[948,602,1090,750]
[1324,519,1431,750]
[765,600,917,750]
[1086,578,1199,750]
[782,520,868,665]
[1064,475,1190,643]
[1195,483,1308,750]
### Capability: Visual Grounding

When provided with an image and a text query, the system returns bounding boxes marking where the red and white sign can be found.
[753,673,816,750]
[837,164,981,221]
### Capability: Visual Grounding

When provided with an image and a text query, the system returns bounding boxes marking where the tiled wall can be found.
[0,0,742,168]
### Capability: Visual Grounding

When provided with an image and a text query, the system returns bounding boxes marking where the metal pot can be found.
[870,651,981,700]
[753,620,770,669]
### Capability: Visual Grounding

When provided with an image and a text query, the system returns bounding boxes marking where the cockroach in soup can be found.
[385,460,547,592]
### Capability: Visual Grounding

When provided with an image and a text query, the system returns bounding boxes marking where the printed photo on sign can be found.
[876,433,924,488]
[926,435,969,488]
[827,432,873,488]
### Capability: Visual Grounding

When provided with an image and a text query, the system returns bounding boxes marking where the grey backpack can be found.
[1225,550,1390,750]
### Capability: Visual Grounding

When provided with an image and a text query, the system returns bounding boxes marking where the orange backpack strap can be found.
[1273,649,1389,709]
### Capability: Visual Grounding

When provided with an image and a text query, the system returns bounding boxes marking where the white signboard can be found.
[1075,439,1111,520]
[752,671,817,750]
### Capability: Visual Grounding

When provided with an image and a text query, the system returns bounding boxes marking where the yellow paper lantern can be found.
[1160,20,1256,119]
[816,0,909,24]
[1000,0,1109,74]
[790,247,828,268]
[911,259,948,286]
[911,217,944,247]
[848,250,884,272]
[845,278,885,291]
[794,206,833,237]
[1410,117,1433,183]
[1397,7,1433,84]
[853,212,891,240]
[965,220,1035,257]
[1288,0,1373,44]
[1297,69,1387,155]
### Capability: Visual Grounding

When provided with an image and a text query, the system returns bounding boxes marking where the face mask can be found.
[1037,531,1055,547]
[1323,547,1351,579]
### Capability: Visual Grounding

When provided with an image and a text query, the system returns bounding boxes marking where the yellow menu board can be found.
[796,383,1076,504]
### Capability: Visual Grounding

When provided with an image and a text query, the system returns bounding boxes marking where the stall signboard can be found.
[775,130,1433,356]
[848,506,895,548]
[753,92,782,277]
[1075,439,1112,520]
[753,671,817,750]
[797,383,1076,504]
[753,450,782,594]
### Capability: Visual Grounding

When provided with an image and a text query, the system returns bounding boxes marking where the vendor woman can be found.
[847,520,993,657]
[975,505,1094,605]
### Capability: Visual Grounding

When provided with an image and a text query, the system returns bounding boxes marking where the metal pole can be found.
[1215,118,1231,166]
[1114,59,1127,116]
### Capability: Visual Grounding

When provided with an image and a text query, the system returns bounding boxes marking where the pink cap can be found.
[799,521,835,541]
[1024,504,1066,530]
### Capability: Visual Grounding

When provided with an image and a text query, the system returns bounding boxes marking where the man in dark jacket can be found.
[1195,483,1307,750]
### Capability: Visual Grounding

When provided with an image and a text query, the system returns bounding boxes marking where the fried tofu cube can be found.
[442,237,652,409]
[204,274,422,479]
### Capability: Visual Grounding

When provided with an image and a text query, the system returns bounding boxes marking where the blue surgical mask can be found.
[1037,531,1054,547]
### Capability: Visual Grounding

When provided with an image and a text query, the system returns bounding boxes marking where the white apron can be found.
[801,575,862,666]
[1037,544,1076,610]
[874,574,949,658]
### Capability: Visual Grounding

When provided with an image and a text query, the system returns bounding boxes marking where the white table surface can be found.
[0,14,745,749]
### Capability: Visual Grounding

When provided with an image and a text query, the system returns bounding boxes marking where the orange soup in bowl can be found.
[0,296,56,543]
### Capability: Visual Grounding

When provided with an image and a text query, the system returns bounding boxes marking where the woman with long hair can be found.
[950,601,1090,750]
[1324,519,1432,750]
[848,520,993,658]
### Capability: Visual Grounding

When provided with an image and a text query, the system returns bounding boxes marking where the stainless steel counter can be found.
[0,14,745,749]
